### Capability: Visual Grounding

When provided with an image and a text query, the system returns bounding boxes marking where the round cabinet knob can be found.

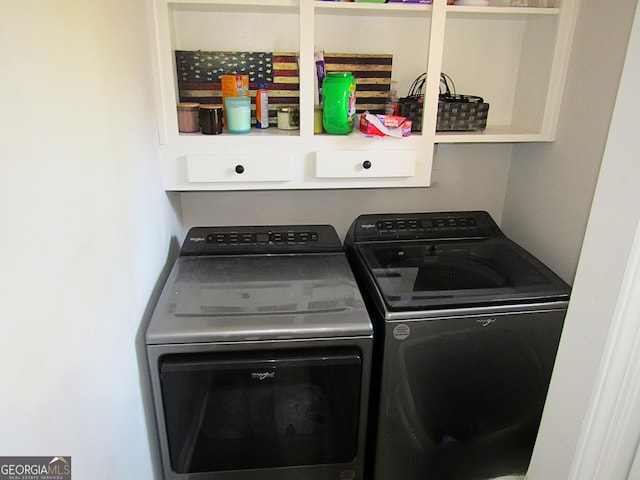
[235,164,245,174]
[362,160,372,170]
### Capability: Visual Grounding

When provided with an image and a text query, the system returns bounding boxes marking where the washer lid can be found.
[355,237,570,312]
[146,253,372,345]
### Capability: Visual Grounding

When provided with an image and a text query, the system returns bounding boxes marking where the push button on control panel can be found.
[204,231,319,245]
[352,212,498,243]
[376,217,477,231]
[181,225,339,256]
[376,219,422,230]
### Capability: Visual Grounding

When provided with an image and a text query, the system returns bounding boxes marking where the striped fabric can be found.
[175,50,393,122]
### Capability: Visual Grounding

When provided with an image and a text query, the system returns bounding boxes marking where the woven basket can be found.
[437,96,489,131]
[398,73,489,132]
[398,97,425,132]
[398,96,489,132]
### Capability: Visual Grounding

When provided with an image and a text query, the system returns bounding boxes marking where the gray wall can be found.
[181,144,512,240]
[502,0,639,284]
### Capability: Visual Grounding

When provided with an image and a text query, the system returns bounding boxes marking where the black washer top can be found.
[344,211,570,313]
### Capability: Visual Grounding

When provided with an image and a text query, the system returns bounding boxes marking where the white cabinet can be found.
[148,0,577,191]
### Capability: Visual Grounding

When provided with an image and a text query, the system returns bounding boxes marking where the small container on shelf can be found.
[322,72,356,135]
[385,80,399,116]
[277,107,300,131]
[199,104,223,135]
[255,82,269,129]
[225,97,251,134]
[177,102,200,133]
[314,107,324,134]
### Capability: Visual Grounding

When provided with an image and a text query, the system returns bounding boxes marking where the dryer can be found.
[146,225,372,480]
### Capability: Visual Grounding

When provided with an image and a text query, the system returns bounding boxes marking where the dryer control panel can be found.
[180,224,343,255]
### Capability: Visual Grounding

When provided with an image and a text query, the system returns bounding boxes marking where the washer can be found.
[145,225,372,480]
[344,211,570,480]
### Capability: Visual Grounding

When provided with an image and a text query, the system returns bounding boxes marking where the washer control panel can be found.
[180,225,341,255]
[375,216,477,231]
[348,211,504,242]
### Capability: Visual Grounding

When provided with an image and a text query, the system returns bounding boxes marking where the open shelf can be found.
[148,0,577,190]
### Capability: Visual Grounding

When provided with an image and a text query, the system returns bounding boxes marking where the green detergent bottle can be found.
[322,72,356,135]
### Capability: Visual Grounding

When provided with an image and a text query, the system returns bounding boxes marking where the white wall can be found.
[0,1,179,479]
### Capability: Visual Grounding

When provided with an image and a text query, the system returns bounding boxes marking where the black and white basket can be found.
[398,73,489,132]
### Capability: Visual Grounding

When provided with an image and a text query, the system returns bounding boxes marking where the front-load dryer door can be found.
[157,348,363,475]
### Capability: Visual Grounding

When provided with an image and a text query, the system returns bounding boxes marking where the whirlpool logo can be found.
[251,372,275,381]
[476,318,497,327]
